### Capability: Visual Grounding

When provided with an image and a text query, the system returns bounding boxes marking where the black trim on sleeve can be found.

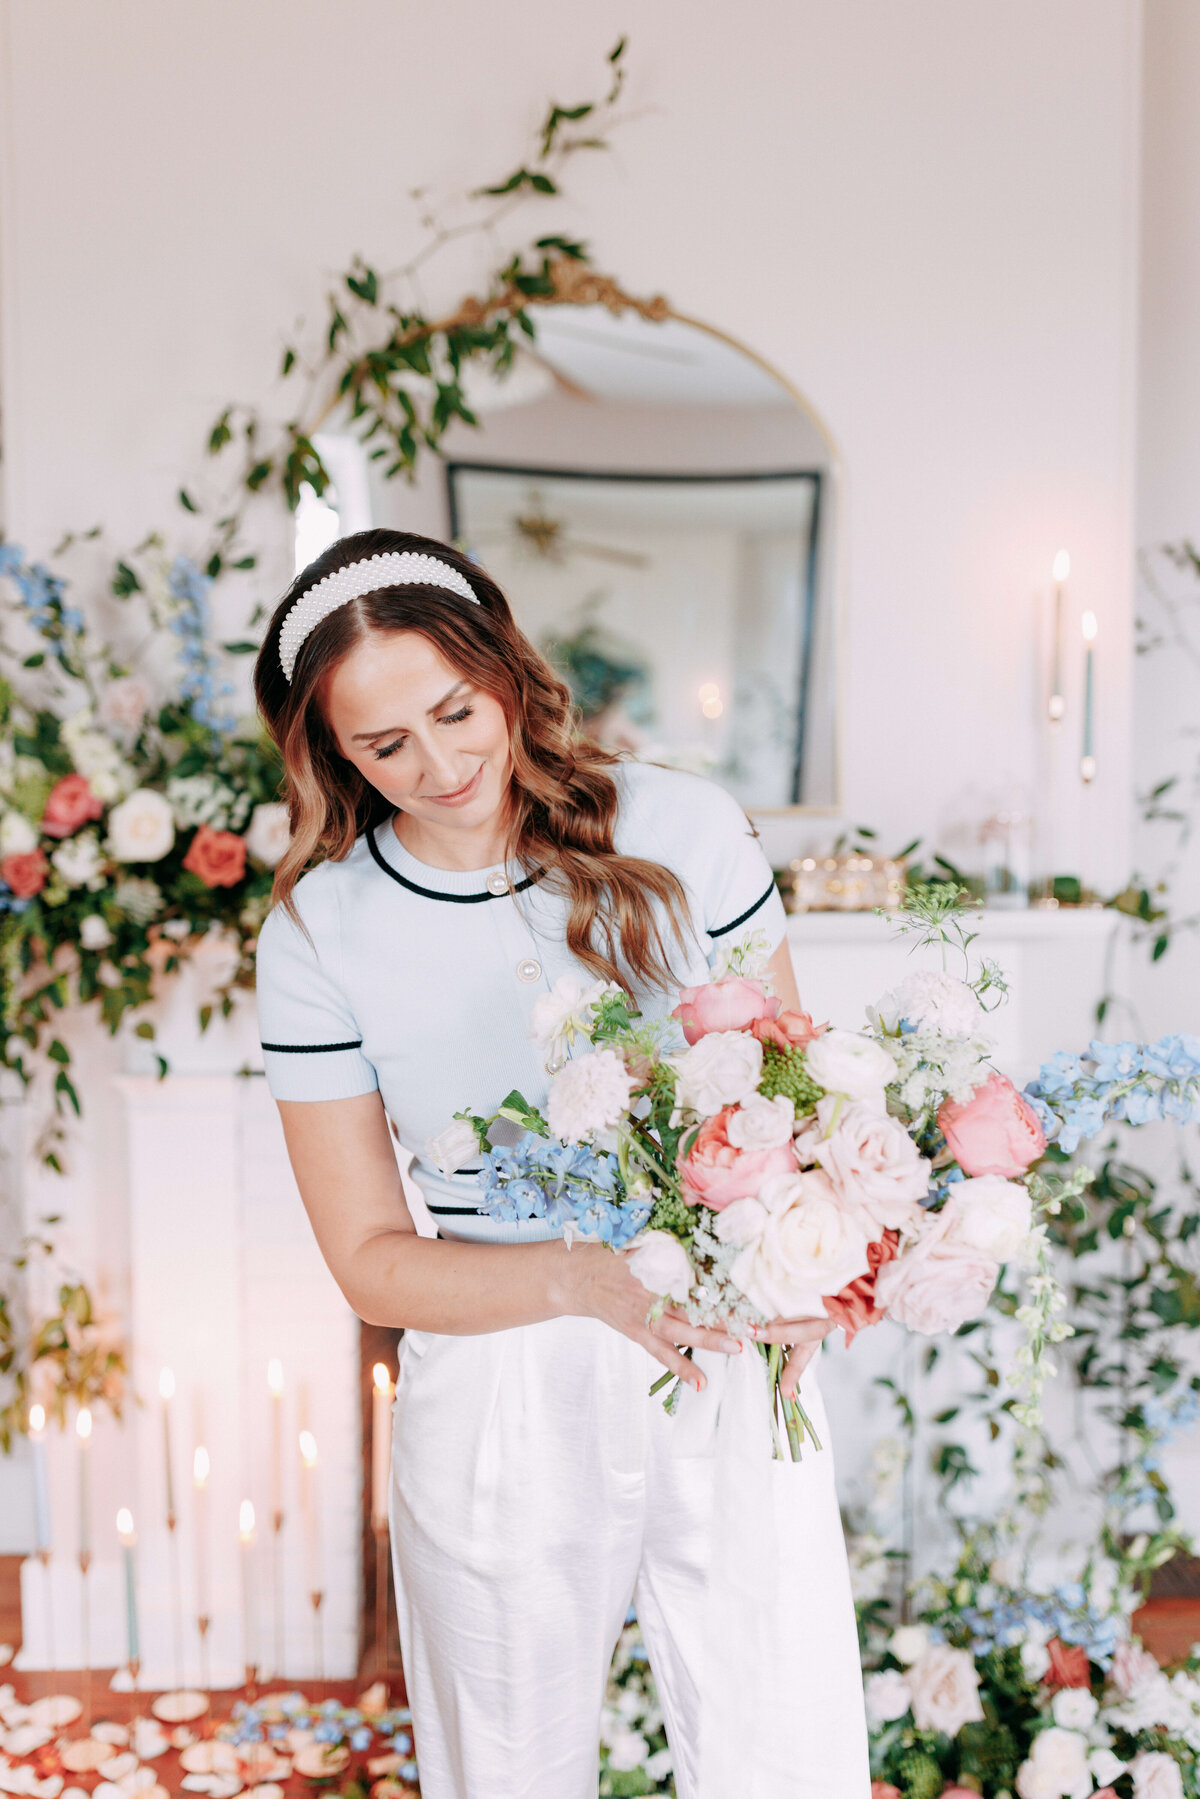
[367,825,541,902]
[708,880,778,940]
[261,1040,364,1054]
[426,1203,487,1216]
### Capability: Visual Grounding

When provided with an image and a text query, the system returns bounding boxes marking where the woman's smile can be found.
[426,764,485,807]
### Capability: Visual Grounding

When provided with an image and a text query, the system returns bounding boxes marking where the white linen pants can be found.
[389,1312,869,1799]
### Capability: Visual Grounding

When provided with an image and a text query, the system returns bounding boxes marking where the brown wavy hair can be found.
[254,528,690,992]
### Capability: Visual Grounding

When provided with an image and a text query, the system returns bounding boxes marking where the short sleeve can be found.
[254,877,379,1103]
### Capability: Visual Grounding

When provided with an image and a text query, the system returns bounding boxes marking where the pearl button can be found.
[517,958,541,983]
[486,872,510,896]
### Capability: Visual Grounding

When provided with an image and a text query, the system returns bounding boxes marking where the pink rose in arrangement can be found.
[41,773,104,838]
[679,1107,796,1210]
[182,825,247,889]
[905,1644,984,1736]
[873,1213,999,1335]
[798,1098,931,1238]
[1111,1638,1160,1696]
[870,1786,902,1799]
[0,848,49,898]
[938,1071,1046,1177]
[750,1006,823,1050]
[673,977,778,1045]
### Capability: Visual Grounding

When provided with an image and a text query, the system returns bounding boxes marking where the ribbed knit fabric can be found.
[255,761,786,1239]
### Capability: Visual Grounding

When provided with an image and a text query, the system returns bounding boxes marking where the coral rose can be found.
[1042,1636,1091,1689]
[824,1230,899,1342]
[41,773,104,838]
[750,1007,822,1049]
[679,1107,796,1210]
[673,977,778,1045]
[182,825,247,889]
[870,1787,901,1799]
[938,1070,1046,1177]
[1,848,49,898]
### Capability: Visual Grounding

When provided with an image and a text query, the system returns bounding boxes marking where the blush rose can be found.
[182,825,247,889]
[679,1107,796,1210]
[905,1644,984,1736]
[672,977,778,1045]
[0,848,49,898]
[873,1213,999,1335]
[41,773,104,839]
[938,1070,1047,1177]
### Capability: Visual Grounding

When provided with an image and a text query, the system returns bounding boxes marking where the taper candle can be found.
[116,1508,140,1669]
[239,1498,257,1673]
[75,1407,92,1566]
[267,1359,284,1530]
[1081,610,1097,782]
[1049,549,1069,722]
[371,1364,393,1532]
[158,1367,177,1529]
[28,1403,51,1555]
[193,1446,210,1620]
[298,1429,321,1596]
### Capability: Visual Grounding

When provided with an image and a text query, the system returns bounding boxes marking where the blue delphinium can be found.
[168,554,235,733]
[954,1585,1119,1667]
[1025,1034,1200,1153]
[478,1131,649,1247]
[0,541,85,662]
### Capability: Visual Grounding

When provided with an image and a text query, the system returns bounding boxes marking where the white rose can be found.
[1131,1751,1185,1799]
[107,788,175,863]
[796,1097,930,1237]
[889,1624,931,1665]
[873,969,986,1039]
[0,811,38,856]
[98,676,151,735]
[673,1030,763,1116]
[245,802,291,869]
[906,1643,985,1737]
[1089,1747,1127,1786]
[863,1668,912,1724]
[546,1047,636,1144]
[79,914,113,951]
[726,1170,871,1316]
[1051,1687,1097,1730]
[726,1092,795,1151]
[1015,1728,1092,1799]
[528,972,618,1061]
[97,961,124,989]
[624,1229,694,1304]
[51,831,105,890]
[605,1729,649,1773]
[1020,1640,1052,1680]
[940,1174,1033,1262]
[61,710,131,802]
[188,925,242,1003]
[804,1029,895,1109]
[425,1117,483,1178]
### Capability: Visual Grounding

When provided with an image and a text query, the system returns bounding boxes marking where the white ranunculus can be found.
[906,1643,985,1737]
[797,1096,930,1236]
[1089,1747,1127,1787]
[547,1047,636,1144]
[245,801,291,869]
[0,810,38,856]
[61,709,131,802]
[863,1668,912,1724]
[1020,1639,1052,1680]
[425,1117,483,1179]
[1131,1751,1186,1799]
[726,1170,871,1316]
[804,1029,895,1109]
[940,1174,1033,1262]
[889,1624,931,1665]
[673,1030,763,1116]
[107,788,175,863]
[1014,1727,1092,1799]
[624,1229,694,1304]
[79,914,113,952]
[1051,1686,1098,1730]
[872,968,987,1039]
[528,972,619,1061]
[51,830,105,890]
[98,675,151,735]
[726,1091,795,1151]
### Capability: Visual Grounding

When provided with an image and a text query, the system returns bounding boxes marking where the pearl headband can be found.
[278,551,479,682]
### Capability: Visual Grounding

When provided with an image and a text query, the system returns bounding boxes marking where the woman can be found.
[253,528,868,1798]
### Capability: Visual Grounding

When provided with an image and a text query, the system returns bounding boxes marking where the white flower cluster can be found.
[61,709,132,803]
[0,809,38,856]
[600,1625,673,1788]
[166,772,252,831]
[546,1048,637,1145]
[1105,1662,1200,1752]
[51,830,105,890]
[883,1026,994,1116]
[872,968,990,1041]
[528,973,622,1066]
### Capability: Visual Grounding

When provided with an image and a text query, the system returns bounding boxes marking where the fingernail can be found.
[694,1374,707,1391]
[722,1338,742,1354]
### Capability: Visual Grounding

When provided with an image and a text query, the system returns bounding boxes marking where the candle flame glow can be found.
[1053,549,1071,583]
[116,1507,135,1541]
[28,1403,45,1435]
[267,1358,284,1397]
[373,1363,391,1394]
[158,1367,176,1401]
[76,1407,93,1441]
[299,1429,318,1468]
[1082,610,1098,642]
[239,1499,255,1539]
[193,1445,210,1486]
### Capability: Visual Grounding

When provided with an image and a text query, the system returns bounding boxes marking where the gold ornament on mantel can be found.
[787,855,907,914]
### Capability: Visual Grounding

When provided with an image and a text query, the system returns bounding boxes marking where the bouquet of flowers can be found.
[429,887,1104,1457]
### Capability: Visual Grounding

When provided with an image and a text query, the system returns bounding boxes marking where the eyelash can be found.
[373,703,474,761]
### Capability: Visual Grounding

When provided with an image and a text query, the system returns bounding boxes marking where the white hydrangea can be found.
[51,830,105,890]
[60,709,132,802]
[166,772,251,831]
[873,968,989,1040]
[546,1048,636,1144]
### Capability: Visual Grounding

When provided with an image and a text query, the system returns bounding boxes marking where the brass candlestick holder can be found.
[310,1589,325,1682]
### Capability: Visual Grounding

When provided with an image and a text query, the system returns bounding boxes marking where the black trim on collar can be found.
[261,1039,363,1054]
[709,880,778,940]
[367,825,540,902]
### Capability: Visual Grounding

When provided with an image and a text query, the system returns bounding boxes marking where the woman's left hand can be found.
[751,1314,836,1399]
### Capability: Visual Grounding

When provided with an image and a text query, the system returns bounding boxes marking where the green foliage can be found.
[757,1041,824,1111]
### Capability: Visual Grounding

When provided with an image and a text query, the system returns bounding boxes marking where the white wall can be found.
[0,0,1143,884]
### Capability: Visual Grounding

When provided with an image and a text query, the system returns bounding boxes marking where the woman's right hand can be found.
[561,1243,742,1392]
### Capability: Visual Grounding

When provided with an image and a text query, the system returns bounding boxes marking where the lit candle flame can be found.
[158,1367,176,1401]
[239,1499,255,1540]
[299,1430,318,1469]
[1082,610,1098,642]
[28,1403,45,1435]
[373,1363,391,1395]
[1053,549,1071,583]
[76,1407,93,1441]
[267,1358,284,1397]
[193,1446,210,1487]
[116,1507,135,1543]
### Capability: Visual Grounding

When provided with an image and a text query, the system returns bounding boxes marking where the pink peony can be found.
[673,977,778,1045]
[873,1214,999,1335]
[41,773,103,839]
[1,848,49,898]
[750,1006,823,1049]
[1111,1639,1160,1696]
[938,1071,1046,1177]
[679,1107,796,1210]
